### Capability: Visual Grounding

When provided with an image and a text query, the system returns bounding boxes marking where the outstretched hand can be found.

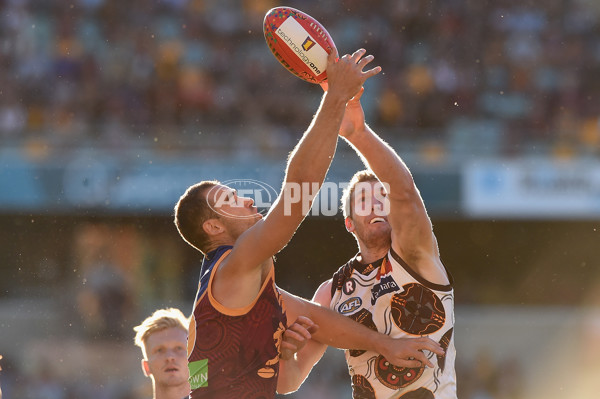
[280,316,319,361]
[323,48,381,104]
[378,336,445,369]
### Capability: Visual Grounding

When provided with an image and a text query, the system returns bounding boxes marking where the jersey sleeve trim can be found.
[207,252,276,316]
[389,247,454,291]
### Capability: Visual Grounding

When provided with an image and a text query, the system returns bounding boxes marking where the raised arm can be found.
[220,50,381,273]
[340,89,448,284]
[276,288,445,393]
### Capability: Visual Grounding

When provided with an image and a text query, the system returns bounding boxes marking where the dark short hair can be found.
[341,170,379,219]
[173,180,219,254]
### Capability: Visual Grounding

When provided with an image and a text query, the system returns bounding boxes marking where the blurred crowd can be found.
[0,0,599,158]
[0,0,598,397]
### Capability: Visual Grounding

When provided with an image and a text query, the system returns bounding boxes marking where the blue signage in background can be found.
[0,148,459,216]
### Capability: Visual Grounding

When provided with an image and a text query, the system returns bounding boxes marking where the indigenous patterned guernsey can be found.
[330,248,456,399]
[187,245,288,399]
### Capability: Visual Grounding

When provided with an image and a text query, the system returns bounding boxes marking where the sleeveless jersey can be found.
[329,248,456,399]
[187,245,288,399]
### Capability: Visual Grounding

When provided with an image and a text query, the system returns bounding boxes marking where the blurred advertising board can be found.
[463,158,600,219]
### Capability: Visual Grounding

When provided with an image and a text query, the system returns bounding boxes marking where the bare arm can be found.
[219,50,381,282]
[277,288,444,393]
[277,283,331,394]
[340,90,448,284]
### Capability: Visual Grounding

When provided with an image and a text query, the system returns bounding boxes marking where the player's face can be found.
[348,181,392,245]
[206,184,262,237]
[143,327,189,388]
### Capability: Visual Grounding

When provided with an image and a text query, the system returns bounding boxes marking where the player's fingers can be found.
[327,47,339,66]
[338,53,353,65]
[284,328,308,342]
[330,47,339,61]
[392,358,426,369]
[350,48,367,62]
[290,316,318,335]
[290,324,313,340]
[357,54,375,69]
[418,338,444,356]
[362,65,382,79]
[413,352,435,368]
[295,315,316,328]
[280,340,299,352]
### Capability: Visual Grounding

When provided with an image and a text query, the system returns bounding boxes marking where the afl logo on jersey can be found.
[338,297,362,314]
[343,278,356,295]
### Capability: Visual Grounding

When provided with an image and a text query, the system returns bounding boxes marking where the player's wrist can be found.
[323,89,351,108]
[370,333,392,356]
[342,125,369,144]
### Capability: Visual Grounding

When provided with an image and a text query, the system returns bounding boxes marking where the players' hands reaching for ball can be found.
[321,48,381,104]
[377,336,445,369]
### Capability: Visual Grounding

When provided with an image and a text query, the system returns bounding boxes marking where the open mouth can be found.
[369,217,386,224]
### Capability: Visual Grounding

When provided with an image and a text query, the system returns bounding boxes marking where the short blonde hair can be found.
[134,308,189,355]
[341,170,379,219]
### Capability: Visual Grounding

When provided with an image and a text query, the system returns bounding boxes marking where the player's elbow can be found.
[276,379,303,395]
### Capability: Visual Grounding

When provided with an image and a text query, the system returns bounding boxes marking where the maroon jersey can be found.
[187,246,288,399]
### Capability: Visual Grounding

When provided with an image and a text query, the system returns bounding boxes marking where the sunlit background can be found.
[1,0,599,398]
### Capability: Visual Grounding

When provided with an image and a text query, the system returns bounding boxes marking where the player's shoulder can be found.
[313,279,333,305]
[327,256,359,295]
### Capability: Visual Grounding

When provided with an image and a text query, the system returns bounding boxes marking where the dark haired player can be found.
[174,49,443,399]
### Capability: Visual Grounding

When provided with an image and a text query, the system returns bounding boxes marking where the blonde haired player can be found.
[134,308,190,399]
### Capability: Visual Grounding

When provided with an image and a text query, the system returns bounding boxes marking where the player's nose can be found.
[242,196,254,207]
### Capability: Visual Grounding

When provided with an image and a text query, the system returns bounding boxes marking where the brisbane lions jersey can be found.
[187,245,288,399]
[329,248,456,399]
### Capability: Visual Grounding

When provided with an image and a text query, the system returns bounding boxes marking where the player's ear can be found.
[344,217,355,233]
[141,359,151,377]
[202,218,224,237]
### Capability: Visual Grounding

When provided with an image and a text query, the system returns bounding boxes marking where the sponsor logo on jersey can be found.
[338,297,362,314]
[343,278,356,295]
[189,359,208,389]
[371,275,399,305]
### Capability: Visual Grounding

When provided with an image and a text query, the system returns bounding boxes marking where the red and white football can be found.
[263,7,336,84]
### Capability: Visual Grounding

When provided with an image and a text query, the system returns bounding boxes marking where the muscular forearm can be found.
[284,47,380,201]
[280,290,444,376]
[283,290,382,353]
[304,299,388,353]
[343,126,415,196]
[284,92,345,187]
